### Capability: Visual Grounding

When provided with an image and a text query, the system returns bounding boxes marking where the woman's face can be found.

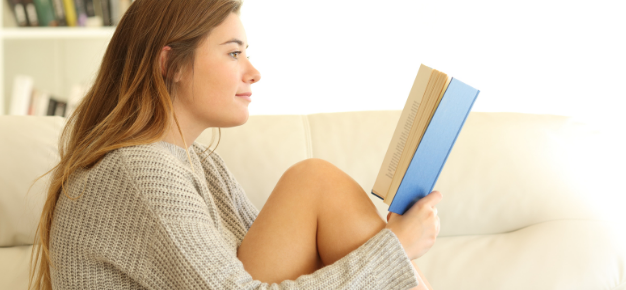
[175,12,261,129]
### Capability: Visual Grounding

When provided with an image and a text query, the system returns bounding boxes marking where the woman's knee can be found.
[287,158,339,176]
[279,158,366,202]
[281,158,353,191]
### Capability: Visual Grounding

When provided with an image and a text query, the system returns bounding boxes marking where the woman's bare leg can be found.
[236,158,387,283]
[412,261,432,290]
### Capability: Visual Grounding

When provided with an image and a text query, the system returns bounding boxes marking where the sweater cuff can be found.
[366,228,419,289]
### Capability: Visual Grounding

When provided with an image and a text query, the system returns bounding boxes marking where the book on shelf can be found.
[33,0,56,26]
[9,75,34,115]
[9,75,69,117]
[5,0,134,27]
[99,0,111,25]
[7,0,29,26]
[50,0,67,26]
[22,0,40,26]
[371,64,480,215]
[84,0,103,26]
[61,0,76,26]
[73,0,87,26]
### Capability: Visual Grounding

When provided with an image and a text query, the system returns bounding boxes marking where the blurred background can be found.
[2,0,625,129]
[239,0,625,129]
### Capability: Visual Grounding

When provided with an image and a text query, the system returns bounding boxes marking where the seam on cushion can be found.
[610,280,626,290]
[441,218,616,238]
[301,115,313,158]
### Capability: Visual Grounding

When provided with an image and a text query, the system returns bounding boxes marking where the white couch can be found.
[1,111,625,290]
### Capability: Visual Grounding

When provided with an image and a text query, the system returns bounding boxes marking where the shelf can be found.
[1,27,116,39]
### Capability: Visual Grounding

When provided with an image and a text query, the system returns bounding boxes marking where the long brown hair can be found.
[28,0,242,289]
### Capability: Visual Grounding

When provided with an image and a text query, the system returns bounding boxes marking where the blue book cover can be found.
[389,78,479,214]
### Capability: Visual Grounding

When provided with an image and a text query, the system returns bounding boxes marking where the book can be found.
[73,0,87,26]
[50,0,67,26]
[110,0,131,26]
[372,64,479,214]
[52,100,67,116]
[22,0,39,26]
[33,0,56,26]
[9,75,34,116]
[28,89,51,116]
[84,0,103,26]
[61,0,76,26]
[99,0,110,25]
[7,0,29,26]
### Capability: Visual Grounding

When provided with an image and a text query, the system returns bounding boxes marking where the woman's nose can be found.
[246,61,261,84]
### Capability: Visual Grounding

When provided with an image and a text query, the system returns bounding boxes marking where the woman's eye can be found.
[230,51,250,60]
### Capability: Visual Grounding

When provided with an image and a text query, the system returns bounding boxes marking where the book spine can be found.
[7,0,29,26]
[389,78,479,215]
[30,90,51,116]
[22,0,39,26]
[50,0,67,26]
[54,101,67,117]
[73,0,87,26]
[99,0,110,26]
[115,0,130,24]
[108,0,118,25]
[9,75,34,116]
[33,0,56,26]
[83,0,94,16]
[46,99,57,116]
[62,0,76,26]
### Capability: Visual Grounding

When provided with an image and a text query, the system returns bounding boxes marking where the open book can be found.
[372,64,480,214]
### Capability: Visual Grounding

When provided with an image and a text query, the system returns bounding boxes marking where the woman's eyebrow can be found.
[220,38,249,49]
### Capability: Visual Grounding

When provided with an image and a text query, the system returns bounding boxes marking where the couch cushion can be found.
[0,116,64,247]
[0,245,33,290]
[207,111,622,238]
[415,220,626,290]
[197,115,311,210]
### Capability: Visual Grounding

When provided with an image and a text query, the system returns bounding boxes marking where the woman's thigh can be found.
[236,158,385,284]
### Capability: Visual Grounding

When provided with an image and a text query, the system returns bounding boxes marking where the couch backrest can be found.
[1,116,64,247]
[0,112,616,248]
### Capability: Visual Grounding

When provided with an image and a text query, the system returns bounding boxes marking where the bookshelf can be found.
[1,1,114,115]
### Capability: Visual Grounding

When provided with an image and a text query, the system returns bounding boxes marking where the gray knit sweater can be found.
[49,141,419,289]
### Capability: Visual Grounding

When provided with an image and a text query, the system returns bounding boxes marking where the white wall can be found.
[3,0,624,128]
[240,0,625,127]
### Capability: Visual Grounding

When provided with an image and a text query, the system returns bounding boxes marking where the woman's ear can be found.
[160,46,172,77]
[160,46,184,83]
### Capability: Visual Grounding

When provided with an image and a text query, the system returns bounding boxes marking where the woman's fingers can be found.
[404,191,442,218]
[419,191,442,208]
[384,191,443,260]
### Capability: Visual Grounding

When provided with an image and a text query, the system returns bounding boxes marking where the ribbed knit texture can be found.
[49,141,419,289]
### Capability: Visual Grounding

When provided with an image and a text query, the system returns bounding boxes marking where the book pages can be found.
[384,71,450,205]
[372,64,432,199]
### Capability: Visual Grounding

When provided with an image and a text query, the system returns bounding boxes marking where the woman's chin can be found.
[220,113,249,128]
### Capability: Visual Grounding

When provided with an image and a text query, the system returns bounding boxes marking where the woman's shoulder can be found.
[96,142,190,178]
[191,142,227,166]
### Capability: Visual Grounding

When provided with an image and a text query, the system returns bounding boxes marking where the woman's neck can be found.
[161,118,201,149]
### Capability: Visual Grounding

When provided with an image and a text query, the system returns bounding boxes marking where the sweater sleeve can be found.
[126,147,418,290]
[149,220,418,289]
[199,150,259,231]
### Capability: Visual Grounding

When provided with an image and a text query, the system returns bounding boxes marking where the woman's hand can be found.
[385,191,442,260]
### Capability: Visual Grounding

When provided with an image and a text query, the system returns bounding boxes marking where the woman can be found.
[29,0,442,289]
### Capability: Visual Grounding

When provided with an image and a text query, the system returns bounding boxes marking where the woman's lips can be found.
[236,92,252,101]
